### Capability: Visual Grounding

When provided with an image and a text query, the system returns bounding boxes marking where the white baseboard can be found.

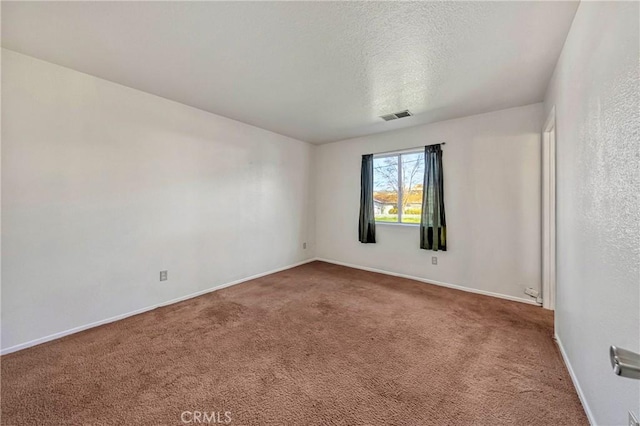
[0,258,315,356]
[1,257,539,355]
[554,333,596,425]
[314,257,541,306]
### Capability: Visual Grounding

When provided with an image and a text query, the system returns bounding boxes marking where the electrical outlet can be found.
[630,411,639,426]
[432,257,437,265]
[524,287,539,298]
[303,242,307,249]
[160,270,168,281]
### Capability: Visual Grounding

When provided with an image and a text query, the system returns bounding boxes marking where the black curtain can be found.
[420,145,446,251]
[358,154,376,243]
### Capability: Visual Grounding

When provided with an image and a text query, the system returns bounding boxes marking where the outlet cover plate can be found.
[524,287,539,298]
[160,271,168,281]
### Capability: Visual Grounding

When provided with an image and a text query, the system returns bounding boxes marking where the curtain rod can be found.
[373,142,445,157]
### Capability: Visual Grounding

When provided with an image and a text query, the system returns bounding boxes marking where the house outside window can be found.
[373,151,425,224]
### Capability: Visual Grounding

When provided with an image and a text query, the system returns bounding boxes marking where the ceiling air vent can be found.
[380,110,413,121]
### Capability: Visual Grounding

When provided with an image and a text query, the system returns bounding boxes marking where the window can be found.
[373,151,425,224]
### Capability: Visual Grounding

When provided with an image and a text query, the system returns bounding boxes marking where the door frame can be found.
[542,106,556,311]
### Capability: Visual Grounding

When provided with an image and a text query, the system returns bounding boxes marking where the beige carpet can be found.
[1,261,587,425]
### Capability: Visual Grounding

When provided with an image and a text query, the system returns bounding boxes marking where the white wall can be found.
[315,103,544,303]
[1,49,315,351]
[543,2,640,425]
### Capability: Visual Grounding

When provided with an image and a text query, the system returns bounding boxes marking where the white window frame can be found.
[373,149,424,226]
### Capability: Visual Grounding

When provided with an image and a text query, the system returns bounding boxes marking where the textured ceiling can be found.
[2,1,578,144]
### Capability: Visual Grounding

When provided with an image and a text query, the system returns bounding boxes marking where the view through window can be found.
[373,151,425,224]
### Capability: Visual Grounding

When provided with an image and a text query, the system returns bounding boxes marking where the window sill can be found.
[375,222,420,227]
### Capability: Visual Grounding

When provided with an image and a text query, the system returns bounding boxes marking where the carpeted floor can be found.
[1,261,587,425]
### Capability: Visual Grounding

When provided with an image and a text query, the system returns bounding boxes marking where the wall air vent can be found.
[380,110,412,121]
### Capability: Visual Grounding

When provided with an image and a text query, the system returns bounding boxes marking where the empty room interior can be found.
[1,1,639,425]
